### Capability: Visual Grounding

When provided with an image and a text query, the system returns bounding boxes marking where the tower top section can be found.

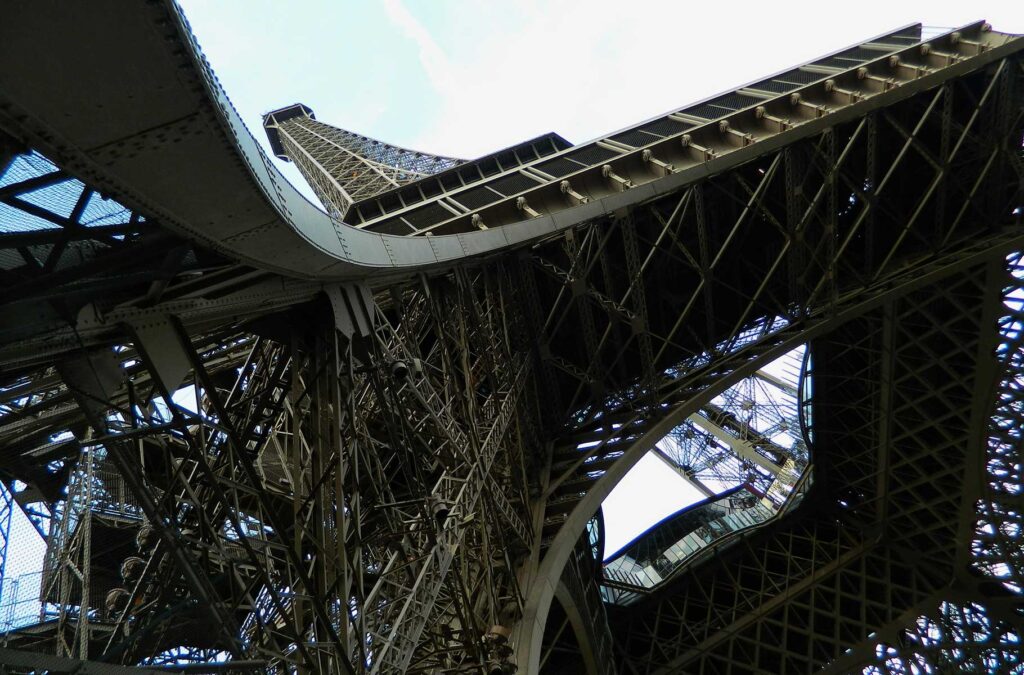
[262,102,464,217]
[263,103,315,159]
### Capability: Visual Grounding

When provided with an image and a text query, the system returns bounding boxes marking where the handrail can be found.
[601,470,814,603]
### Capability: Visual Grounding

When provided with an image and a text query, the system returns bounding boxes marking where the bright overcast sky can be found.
[178,0,1022,161]
[174,0,1022,555]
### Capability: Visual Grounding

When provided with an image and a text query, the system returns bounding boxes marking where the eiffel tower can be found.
[0,4,1021,673]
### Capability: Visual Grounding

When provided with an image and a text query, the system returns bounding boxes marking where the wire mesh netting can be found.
[0,151,136,235]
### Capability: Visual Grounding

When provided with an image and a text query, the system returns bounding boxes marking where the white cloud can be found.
[380,0,1023,158]
[381,0,459,100]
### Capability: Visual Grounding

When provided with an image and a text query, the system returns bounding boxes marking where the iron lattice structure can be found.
[263,104,464,219]
[0,5,1021,674]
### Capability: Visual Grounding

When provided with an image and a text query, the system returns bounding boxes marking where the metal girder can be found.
[268,111,462,220]
[611,253,1022,673]
[0,263,536,672]
[0,10,1021,675]
[685,412,783,477]
[520,219,1024,672]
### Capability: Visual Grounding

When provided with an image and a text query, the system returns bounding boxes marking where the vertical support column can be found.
[863,114,877,275]
[76,332,248,661]
[78,445,93,660]
[620,216,655,391]
[48,441,94,660]
[161,318,353,673]
[0,485,13,610]
[934,84,953,243]
[694,184,716,348]
[824,128,839,311]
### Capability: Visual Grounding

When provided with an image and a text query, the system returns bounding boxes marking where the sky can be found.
[178,0,1022,204]
[0,0,1018,621]
[172,0,1022,556]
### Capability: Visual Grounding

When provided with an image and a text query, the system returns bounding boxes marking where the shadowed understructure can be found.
[0,5,1021,673]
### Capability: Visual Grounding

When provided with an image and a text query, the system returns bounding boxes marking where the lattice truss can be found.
[859,251,1024,675]
[0,132,314,377]
[0,150,148,284]
[0,263,540,673]
[0,24,1021,675]
[319,25,1020,243]
[532,48,1022,558]
[272,112,463,218]
[609,257,1022,674]
[655,347,808,500]
[536,48,1023,675]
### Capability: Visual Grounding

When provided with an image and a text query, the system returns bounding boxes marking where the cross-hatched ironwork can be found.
[264,104,463,219]
[0,6,1020,675]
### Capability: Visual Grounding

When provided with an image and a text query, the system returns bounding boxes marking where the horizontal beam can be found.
[0,647,162,673]
[0,222,139,248]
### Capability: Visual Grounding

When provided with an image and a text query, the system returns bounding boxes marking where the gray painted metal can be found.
[0,4,1021,674]
[1,5,1018,282]
[264,104,463,218]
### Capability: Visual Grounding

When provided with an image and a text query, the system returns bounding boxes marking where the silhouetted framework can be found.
[611,258,1024,672]
[0,4,1021,673]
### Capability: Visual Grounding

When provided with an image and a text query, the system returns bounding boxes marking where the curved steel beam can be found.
[513,232,1024,673]
[0,6,1018,283]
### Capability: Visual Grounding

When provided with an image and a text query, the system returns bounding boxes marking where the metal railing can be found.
[0,571,45,638]
[601,488,778,605]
